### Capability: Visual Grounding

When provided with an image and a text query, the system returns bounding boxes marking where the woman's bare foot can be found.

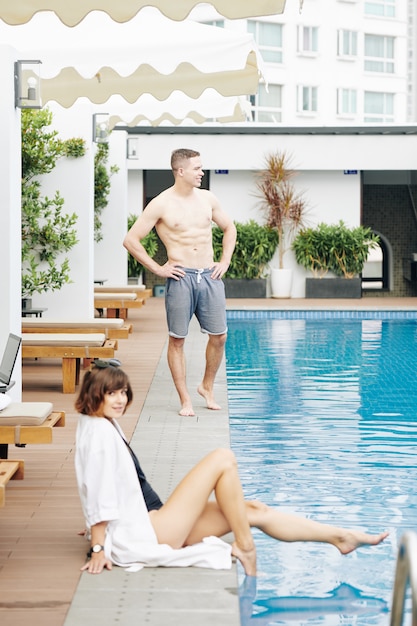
[232,541,257,577]
[198,384,221,410]
[335,529,389,555]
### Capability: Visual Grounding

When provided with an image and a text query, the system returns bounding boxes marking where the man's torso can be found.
[155,188,215,269]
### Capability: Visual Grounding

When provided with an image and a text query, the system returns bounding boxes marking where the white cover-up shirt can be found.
[75,414,232,570]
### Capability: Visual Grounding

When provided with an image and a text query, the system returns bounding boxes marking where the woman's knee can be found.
[245,500,269,525]
[209,448,237,470]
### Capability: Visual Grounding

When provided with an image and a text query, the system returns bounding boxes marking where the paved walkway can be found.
[1,296,416,626]
[64,307,240,626]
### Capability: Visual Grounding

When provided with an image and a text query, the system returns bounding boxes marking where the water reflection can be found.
[226,316,417,625]
[239,577,389,625]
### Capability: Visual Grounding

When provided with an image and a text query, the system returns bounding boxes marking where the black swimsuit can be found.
[112,420,163,511]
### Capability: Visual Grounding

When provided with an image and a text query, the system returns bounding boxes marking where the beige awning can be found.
[2,11,264,107]
[40,54,260,107]
[0,1,286,26]
[103,91,251,127]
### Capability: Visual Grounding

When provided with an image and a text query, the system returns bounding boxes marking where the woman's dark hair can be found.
[75,365,133,415]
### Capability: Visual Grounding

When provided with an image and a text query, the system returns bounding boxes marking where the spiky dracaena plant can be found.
[255,151,309,269]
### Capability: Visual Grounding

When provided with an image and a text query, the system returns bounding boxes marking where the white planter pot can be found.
[270,268,293,298]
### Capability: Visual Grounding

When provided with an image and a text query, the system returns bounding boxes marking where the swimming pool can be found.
[225,311,417,626]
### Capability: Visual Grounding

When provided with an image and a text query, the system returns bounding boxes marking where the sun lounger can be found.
[0,402,65,503]
[93,292,146,318]
[94,285,152,300]
[22,333,117,393]
[0,460,24,506]
[21,318,132,339]
[0,402,65,456]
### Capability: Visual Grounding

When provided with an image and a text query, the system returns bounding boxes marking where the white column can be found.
[0,46,22,399]
[29,101,95,319]
[94,130,129,284]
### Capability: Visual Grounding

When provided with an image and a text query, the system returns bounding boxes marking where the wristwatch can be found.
[87,544,104,558]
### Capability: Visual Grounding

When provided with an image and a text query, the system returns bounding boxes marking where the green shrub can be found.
[212,220,278,279]
[21,109,84,297]
[127,214,159,278]
[292,221,380,278]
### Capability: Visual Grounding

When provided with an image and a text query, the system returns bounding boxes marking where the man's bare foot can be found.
[336,529,389,555]
[232,541,257,577]
[179,404,195,417]
[198,384,221,410]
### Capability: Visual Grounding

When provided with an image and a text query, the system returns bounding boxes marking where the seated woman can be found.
[74,360,388,576]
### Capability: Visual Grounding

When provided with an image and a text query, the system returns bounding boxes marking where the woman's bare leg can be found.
[184,500,388,556]
[149,449,257,575]
[244,501,389,553]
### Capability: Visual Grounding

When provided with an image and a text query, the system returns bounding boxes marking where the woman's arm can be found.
[81,521,113,574]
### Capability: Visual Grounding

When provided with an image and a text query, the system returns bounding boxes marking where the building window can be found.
[247,20,283,63]
[203,20,225,28]
[364,91,394,122]
[337,29,358,57]
[250,85,282,122]
[364,0,395,17]
[297,85,318,113]
[337,88,357,115]
[364,34,394,72]
[297,25,319,55]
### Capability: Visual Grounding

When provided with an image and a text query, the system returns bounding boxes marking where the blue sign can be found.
[343,170,358,175]
[215,169,229,174]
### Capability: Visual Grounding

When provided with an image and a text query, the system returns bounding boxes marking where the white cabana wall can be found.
[94,130,129,284]
[125,128,417,296]
[127,170,144,218]
[28,102,95,318]
[126,129,417,172]
[0,45,22,399]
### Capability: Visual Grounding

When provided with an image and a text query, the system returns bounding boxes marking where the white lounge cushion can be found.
[22,333,106,347]
[0,401,53,426]
[21,318,125,329]
[94,292,137,300]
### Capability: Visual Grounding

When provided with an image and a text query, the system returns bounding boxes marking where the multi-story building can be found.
[193,0,415,125]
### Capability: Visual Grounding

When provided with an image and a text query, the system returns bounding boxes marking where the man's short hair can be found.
[171,148,200,171]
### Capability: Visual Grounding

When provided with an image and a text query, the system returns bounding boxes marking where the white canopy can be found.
[0,0,286,26]
[1,10,264,107]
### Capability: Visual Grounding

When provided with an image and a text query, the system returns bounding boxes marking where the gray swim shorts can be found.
[165,268,227,338]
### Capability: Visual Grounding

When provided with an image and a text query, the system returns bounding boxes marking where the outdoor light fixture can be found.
[14,60,42,109]
[127,137,139,159]
[92,113,110,143]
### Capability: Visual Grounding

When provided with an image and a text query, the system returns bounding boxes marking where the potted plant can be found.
[21,109,85,305]
[212,220,279,297]
[254,151,309,298]
[127,214,159,284]
[292,220,380,298]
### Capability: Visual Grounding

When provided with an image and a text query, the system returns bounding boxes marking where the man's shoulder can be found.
[196,187,217,204]
[144,187,173,213]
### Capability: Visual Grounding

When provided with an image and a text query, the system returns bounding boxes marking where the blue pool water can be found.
[225,311,417,626]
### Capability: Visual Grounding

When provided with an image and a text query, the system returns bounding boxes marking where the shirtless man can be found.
[123,148,237,417]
